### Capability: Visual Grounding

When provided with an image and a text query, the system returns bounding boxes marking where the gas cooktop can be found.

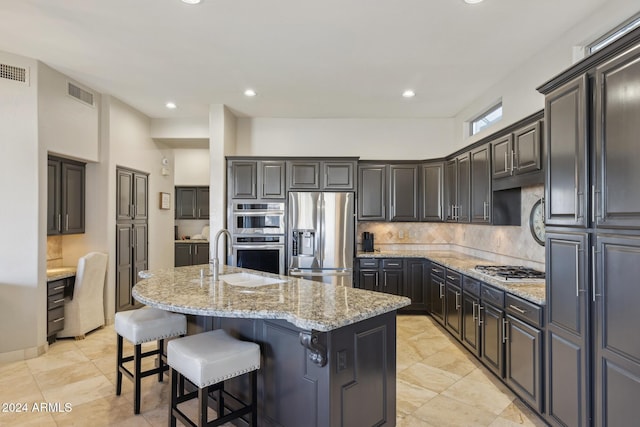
[474,265,545,281]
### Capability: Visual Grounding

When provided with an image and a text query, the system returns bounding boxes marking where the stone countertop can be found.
[46,267,77,281]
[357,250,545,305]
[174,239,209,243]
[132,265,411,332]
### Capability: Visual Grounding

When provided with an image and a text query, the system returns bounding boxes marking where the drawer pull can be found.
[508,304,527,314]
[386,263,400,267]
[431,268,441,273]
[52,285,65,291]
[53,317,65,323]
[446,275,457,281]
[52,298,65,304]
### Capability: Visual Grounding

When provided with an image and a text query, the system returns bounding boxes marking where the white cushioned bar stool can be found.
[168,329,260,427]
[115,307,187,414]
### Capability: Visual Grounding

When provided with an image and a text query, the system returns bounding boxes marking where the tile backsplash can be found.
[46,235,63,268]
[357,185,545,268]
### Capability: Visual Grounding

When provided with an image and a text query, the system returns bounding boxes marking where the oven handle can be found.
[234,244,284,250]
[233,210,285,216]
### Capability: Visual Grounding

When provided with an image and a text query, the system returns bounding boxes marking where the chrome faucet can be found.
[211,229,232,281]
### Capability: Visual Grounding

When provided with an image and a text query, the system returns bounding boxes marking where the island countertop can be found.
[132,265,410,332]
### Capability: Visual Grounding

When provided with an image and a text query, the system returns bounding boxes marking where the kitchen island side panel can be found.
[187,311,397,427]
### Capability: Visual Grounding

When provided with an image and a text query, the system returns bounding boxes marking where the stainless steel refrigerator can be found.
[287,192,354,286]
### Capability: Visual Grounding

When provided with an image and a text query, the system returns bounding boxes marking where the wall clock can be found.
[529,198,545,246]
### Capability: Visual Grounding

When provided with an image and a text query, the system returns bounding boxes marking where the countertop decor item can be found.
[529,198,545,245]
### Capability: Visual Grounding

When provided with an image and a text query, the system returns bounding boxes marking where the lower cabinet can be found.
[461,276,481,357]
[175,242,210,267]
[506,315,543,413]
[47,277,74,343]
[480,300,505,378]
[116,223,147,312]
[354,258,429,313]
[428,264,446,325]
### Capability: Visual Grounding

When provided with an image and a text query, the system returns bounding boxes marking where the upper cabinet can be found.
[470,145,492,224]
[491,120,543,191]
[389,164,419,221]
[358,163,420,222]
[116,168,148,222]
[229,160,286,200]
[287,159,356,191]
[176,186,209,219]
[420,162,444,222]
[358,164,387,221]
[544,76,588,227]
[445,153,470,223]
[47,156,85,235]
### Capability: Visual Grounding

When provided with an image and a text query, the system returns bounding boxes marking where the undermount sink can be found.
[219,272,287,288]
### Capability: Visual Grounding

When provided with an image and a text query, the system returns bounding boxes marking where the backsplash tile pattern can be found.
[357,185,545,269]
[46,235,63,268]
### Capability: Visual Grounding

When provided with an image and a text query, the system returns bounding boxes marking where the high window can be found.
[587,13,640,55]
[470,101,502,136]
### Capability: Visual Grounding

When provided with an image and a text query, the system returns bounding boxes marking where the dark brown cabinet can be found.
[389,164,419,221]
[175,242,210,267]
[358,164,387,221]
[287,160,356,191]
[47,156,85,235]
[491,122,542,179]
[403,259,429,313]
[461,276,481,357]
[47,277,74,343]
[229,160,286,200]
[470,145,491,224]
[444,280,462,338]
[176,186,209,219]
[544,76,588,227]
[420,162,445,222]
[116,167,148,312]
[480,285,505,378]
[445,153,470,223]
[428,264,446,325]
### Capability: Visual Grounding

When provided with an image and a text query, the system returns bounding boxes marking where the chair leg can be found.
[169,368,177,427]
[158,339,164,382]
[116,334,123,396]
[218,381,224,418]
[134,343,142,415]
[198,386,207,426]
[251,370,257,426]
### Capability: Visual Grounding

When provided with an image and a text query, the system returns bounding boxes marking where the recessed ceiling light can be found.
[244,89,257,97]
[464,0,484,4]
[402,90,416,98]
[181,0,201,4]
[165,102,177,109]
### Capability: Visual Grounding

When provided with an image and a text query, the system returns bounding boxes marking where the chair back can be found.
[74,252,108,301]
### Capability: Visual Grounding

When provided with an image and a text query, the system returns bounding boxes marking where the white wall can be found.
[235,118,455,159]
[150,117,209,140]
[453,0,640,151]
[174,148,210,185]
[0,52,45,359]
[38,63,100,162]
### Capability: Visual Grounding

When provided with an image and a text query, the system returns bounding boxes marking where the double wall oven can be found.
[230,201,285,275]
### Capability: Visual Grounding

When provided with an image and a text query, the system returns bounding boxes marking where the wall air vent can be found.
[67,82,95,107]
[0,63,28,85]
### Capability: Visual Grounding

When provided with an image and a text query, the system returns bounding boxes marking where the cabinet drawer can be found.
[48,317,65,334]
[463,276,481,297]
[358,258,379,269]
[382,259,403,269]
[505,294,543,328]
[430,263,445,278]
[445,270,462,286]
[48,294,66,310]
[47,306,65,322]
[481,284,505,307]
[48,279,67,296]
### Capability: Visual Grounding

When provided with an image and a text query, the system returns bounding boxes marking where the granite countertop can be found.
[132,265,411,332]
[174,239,209,243]
[46,266,77,281]
[357,250,545,305]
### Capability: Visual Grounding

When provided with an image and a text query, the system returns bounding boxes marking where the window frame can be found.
[587,13,640,55]
[469,101,503,137]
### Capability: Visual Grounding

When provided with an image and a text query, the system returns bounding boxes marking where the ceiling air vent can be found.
[0,63,28,85]
[67,82,95,107]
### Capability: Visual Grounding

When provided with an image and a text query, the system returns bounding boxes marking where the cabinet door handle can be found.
[375,274,379,289]
[503,152,508,174]
[478,305,484,325]
[439,282,444,299]
[483,201,488,220]
[591,185,601,223]
[508,304,527,314]
[574,187,579,222]
[502,318,509,343]
[65,214,69,231]
[57,214,62,232]
[130,204,134,218]
[592,245,601,302]
[575,246,581,297]
[511,151,516,174]
[472,301,477,321]
[455,291,461,310]
[194,245,198,255]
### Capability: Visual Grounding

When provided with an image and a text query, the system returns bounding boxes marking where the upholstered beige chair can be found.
[57,252,108,339]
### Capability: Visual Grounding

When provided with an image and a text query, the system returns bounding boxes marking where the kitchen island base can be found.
[187,311,397,427]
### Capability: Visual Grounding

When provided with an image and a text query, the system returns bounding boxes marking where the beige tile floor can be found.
[0,315,547,426]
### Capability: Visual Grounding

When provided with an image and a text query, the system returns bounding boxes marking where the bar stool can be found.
[115,307,187,414]
[168,329,260,427]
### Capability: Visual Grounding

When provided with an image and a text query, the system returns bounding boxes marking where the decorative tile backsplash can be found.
[357,185,545,269]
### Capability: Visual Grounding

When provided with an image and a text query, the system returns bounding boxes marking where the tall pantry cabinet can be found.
[539,28,640,427]
[115,167,148,312]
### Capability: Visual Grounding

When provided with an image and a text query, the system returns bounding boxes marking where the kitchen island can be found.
[133,265,410,427]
